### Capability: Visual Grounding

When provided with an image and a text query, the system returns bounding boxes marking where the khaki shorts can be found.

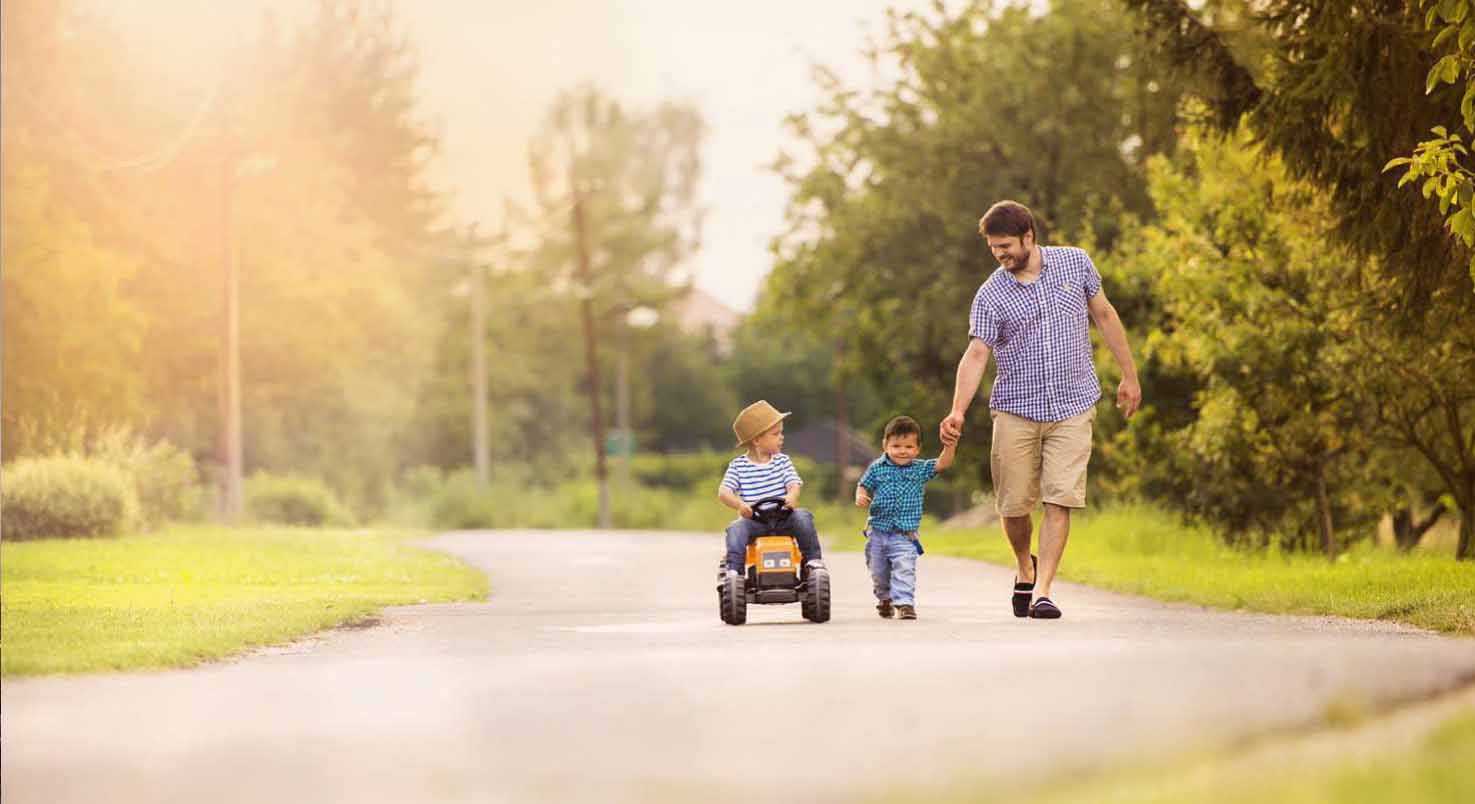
[991,407,1096,517]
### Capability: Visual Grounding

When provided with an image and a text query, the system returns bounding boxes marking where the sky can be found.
[101,0,951,311]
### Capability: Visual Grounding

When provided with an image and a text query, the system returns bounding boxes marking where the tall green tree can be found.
[767,0,1185,487]
[1115,127,1382,553]
[522,86,704,523]
[1124,0,1473,305]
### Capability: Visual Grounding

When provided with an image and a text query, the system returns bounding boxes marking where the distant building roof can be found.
[673,286,740,351]
[784,420,876,469]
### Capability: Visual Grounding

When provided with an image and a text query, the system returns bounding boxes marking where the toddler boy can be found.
[856,416,955,619]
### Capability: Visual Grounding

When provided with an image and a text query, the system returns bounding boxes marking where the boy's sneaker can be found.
[877,599,894,619]
[896,604,917,620]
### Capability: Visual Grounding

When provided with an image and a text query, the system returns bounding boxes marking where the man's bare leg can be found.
[1002,514,1035,583]
[1035,503,1071,599]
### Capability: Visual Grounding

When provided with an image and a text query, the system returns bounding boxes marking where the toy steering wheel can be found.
[750,497,791,526]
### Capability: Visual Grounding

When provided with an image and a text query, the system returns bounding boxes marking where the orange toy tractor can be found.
[718,498,831,625]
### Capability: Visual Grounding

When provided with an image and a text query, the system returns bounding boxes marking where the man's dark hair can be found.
[979,200,1036,239]
[883,416,922,444]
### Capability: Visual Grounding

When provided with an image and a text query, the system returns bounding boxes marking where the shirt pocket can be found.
[1053,280,1087,317]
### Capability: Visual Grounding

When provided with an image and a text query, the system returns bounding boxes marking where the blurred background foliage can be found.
[3,0,1471,558]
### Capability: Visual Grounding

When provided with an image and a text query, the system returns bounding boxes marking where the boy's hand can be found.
[856,489,872,508]
[739,503,754,519]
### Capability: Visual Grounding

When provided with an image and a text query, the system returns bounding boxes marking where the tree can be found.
[1124,0,1473,306]
[767,0,1185,487]
[1116,126,1382,553]
[524,86,704,527]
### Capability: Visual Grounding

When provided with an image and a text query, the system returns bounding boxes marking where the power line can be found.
[13,78,220,174]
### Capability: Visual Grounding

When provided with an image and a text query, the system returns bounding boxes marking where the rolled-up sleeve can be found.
[968,287,1001,346]
[1082,252,1102,299]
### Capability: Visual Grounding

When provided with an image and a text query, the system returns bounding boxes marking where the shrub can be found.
[1,456,140,540]
[89,428,204,526]
[245,472,356,527]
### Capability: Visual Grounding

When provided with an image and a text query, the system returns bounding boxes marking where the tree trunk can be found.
[1392,499,1446,552]
[572,186,611,530]
[1459,491,1474,561]
[1315,470,1336,559]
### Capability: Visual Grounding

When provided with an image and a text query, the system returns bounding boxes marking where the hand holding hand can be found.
[940,412,965,446]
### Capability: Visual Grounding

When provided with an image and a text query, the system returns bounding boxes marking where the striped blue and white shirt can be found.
[721,453,803,504]
[969,245,1103,422]
[859,456,938,534]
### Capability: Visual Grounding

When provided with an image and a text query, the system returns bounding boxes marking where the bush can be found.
[89,428,204,526]
[1,456,140,540]
[245,472,356,527]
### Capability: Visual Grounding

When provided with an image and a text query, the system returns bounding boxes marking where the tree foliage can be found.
[766,0,1185,485]
[1125,0,1473,305]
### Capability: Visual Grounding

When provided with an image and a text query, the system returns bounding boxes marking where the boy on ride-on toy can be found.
[717,400,825,582]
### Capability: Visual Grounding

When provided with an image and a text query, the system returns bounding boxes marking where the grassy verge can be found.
[830,503,1475,636]
[975,704,1475,804]
[1,524,487,676]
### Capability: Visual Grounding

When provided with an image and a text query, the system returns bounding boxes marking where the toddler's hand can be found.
[855,490,871,508]
[739,503,754,519]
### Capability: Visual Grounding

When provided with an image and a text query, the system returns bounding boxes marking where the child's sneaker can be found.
[877,599,894,619]
[896,604,917,620]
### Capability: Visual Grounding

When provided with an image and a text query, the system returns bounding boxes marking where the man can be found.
[939,201,1141,619]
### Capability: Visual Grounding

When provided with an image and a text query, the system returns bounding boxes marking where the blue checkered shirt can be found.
[969,246,1103,422]
[859,456,938,534]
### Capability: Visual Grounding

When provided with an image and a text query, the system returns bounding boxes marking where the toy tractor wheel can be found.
[802,567,831,623]
[719,572,747,625]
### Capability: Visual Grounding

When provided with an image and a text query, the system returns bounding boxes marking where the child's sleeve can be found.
[721,460,741,493]
[858,461,879,492]
[919,458,940,483]
[783,456,803,487]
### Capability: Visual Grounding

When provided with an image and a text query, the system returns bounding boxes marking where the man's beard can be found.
[1002,249,1029,272]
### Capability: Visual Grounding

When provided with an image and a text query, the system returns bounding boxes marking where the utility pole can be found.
[835,335,850,503]
[470,252,490,487]
[571,176,612,530]
[218,105,244,523]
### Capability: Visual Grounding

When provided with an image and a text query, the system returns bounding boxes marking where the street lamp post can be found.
[616,306,660,485]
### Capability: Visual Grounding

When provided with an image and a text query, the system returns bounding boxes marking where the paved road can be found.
[5,530,1475,803]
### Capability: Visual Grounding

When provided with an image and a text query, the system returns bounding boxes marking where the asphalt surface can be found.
[5,529,1475,803]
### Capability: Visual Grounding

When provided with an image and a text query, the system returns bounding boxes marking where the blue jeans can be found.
[724,507,822,572]
[865,528,919,605]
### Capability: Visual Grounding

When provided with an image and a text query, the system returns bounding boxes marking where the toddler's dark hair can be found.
[883,416,922,444]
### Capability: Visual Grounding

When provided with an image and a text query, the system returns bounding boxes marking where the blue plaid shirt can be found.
[968,246,1103,422]
[859,456,938,536]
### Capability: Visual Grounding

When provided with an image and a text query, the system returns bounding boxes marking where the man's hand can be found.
[940,412,965,446]
[1116,377,1142,419]
[855,488,872,508]
[739,502,754,519]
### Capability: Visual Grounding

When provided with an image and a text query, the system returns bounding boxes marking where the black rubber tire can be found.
[719,573,747,625]
[803,568,831,623]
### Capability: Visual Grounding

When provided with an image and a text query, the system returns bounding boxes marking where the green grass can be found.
[1,524,488,676]
[976,705,1475,804]
[831,503,1475,636]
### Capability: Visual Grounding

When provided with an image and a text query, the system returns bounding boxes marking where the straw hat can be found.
[732,400,791,447]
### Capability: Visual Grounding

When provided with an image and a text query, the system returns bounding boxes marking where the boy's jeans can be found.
[865,527,919,605]
[724,507,822,572]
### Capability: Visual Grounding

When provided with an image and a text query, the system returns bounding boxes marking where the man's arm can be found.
[1087,288,1142,418]
[940,337,993,445]
[717,485,753,518]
